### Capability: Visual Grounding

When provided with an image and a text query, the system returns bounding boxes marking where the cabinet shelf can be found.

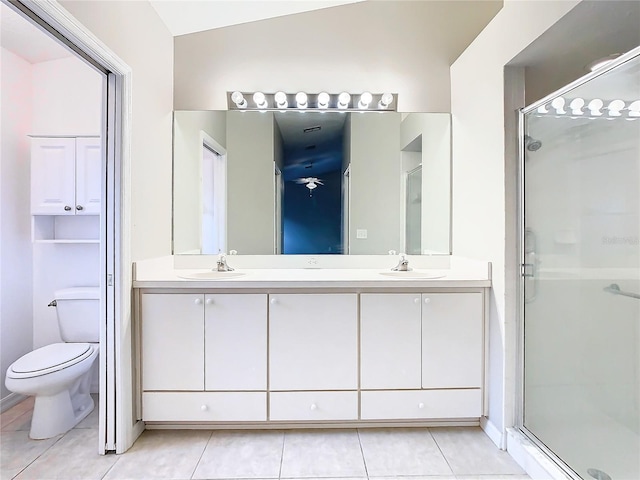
[32,215,100,243]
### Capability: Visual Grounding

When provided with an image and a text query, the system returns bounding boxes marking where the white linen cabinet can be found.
[30,136,101,243]
[31,137,101,216]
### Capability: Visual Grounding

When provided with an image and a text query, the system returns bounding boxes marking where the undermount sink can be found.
[178,271,247,280]
[379,271,445,279]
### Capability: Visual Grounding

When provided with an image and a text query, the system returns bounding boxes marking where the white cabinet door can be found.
[31,137,76,215]
[422,293,483,388]
[142,293,204,391]
[205,294,267,391]
[75,137,102,215]
[269,293,358,391]
[361,293,422,389]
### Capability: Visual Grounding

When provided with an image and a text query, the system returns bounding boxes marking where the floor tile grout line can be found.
[428,427,456,477]
[356,428,370,479]
[12,429,66,479]
[1,402,35,432]
[189,429,214,480]
[99,451,122,480]
[278,429,286,480]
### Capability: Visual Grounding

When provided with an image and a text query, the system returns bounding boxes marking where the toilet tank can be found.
[54,287,100,343]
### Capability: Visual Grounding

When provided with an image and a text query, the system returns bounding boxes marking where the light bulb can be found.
[296,91,308,108]
[253,92,267,109]
[231,91,246,108]
[379,92,393,108]
[358,91,373,109]
[551,97,566,114]
[338,92,350,109]
[569,98,585,115]
[607,99,625,117]
[274,91,288,108]
[317,92,330,109]
[628,100,640,117]
[588,98,604,116]
[306,182,317,190]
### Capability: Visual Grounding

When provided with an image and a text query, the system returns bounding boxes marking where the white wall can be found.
[173,1,502,112]
[31,56,102,135]
[226,111,276,254]
[60,0,174,262]
[0,48,34,402]
[349,112,401,254]
[450,0,580,446]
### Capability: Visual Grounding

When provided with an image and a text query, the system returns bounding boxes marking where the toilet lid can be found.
[8,343,95,378]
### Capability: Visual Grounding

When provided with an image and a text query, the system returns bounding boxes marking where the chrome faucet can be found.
[215,253,234,272]
[391,254,412,271]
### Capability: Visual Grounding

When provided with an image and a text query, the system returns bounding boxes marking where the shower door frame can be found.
[516,45,640,479]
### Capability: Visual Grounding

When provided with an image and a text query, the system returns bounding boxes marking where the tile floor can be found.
[1,396,530,480]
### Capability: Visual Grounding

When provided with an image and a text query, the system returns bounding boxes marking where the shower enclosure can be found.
[519,49,639,479]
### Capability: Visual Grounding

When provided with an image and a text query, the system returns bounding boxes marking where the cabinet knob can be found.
[206,298,214,305]
[270,298,277,305]
[76,205,84,211]
[414,297,420,304]
[418,402,425,409]
[424,298,431,304]
[310,403,317,411]
[200,405,208,411]
[64,205,72,211]
[194,298,202,305]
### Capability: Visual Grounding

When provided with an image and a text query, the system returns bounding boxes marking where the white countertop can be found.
[133,256,492,290]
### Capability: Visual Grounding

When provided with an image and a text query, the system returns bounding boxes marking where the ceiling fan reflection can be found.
[296,177,324,196]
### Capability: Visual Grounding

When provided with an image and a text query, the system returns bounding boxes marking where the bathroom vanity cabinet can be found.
[136,279,488,427]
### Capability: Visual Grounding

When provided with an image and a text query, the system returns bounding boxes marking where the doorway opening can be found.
[0,0,132,454]
[276,112,348,254]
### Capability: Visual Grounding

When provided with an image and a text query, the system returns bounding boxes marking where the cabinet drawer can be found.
[361,389,481,420]
[270,391,358,421]
[143,392,266,422]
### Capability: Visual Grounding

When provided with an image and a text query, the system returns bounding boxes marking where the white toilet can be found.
[5,287,100,439]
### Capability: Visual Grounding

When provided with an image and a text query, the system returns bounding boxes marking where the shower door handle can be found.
[521,261,535,277]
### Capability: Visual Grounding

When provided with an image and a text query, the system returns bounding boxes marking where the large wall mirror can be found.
[173,110,451,256]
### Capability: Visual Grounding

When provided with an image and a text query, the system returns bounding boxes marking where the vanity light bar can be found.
[227,91,397,111]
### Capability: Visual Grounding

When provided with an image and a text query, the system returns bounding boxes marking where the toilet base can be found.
[28,365,96,440]
[30,390,94,439]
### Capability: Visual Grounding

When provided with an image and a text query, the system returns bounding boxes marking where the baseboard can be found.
[506,427,573,480]
[480,415,505,449]
[0,392,27,413]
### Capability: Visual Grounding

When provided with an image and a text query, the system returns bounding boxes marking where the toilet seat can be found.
[8,343,95,379]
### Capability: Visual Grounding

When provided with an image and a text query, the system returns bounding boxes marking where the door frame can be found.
[8,0,139,453]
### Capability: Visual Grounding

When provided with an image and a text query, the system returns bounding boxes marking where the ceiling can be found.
[0,2,72,63]
[148,0,365,37]
[274,111,348,181]
[0,0,364,64]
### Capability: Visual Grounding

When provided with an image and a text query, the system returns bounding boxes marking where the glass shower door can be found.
[521,53,639,479]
